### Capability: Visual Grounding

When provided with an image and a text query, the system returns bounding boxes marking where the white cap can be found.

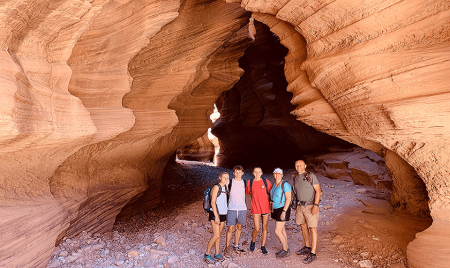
[273,168,283,175]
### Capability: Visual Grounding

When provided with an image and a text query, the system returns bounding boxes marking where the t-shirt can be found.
[228,179,247,211]
[216,185,228,215]
[293,172,319,202]
[246,179,272,214]
[270,181,292,209]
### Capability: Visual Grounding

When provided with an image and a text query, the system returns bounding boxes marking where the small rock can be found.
[66,253,80,263]
[155,236,167,247]
[356,189,367,194]
[150,254,159,260]
[189,249,196,254]
[323,205,333,210]
[59,251,69,257]
[92,244,104,250]
[149,249,170,255]
[360,252,369,258]
[227,262,240,268]
[47,259,60,268]
[358,260,374,268]
[115,260,124,266]
[167,256,178,264]
[332,235,344,244]
[127,250,139,257]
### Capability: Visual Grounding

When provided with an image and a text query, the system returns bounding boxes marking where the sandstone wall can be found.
[212,20,351,170]
[0,0,251,267]
[234,1,450,267]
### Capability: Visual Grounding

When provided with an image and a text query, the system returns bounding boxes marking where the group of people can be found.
[204,160,322,265]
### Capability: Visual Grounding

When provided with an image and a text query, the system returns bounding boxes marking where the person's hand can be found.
[214,217,220,225]
[312,205,319,215]
[280,211,286,221]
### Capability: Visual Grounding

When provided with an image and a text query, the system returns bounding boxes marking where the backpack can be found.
[203,183,227,214]
[249,177,270,199]
[291,172,321,210]
[270,180,289,206]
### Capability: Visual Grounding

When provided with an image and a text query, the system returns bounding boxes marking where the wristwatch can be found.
[282,210,286,212]
[314,203,319,207]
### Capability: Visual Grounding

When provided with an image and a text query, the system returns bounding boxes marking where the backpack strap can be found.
[280,181,285,205]
[262,177,270,199]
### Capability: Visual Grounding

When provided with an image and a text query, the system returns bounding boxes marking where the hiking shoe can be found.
[250,241,255,252]
[261,246,268,255]
[276,249,290,258]
[296,246,311,255]
[214,253,225,262]
[233,245,246,254]
[204,254,215,264]
[303,253,317,264]
[223,246,231,258]
[275,249,284,256]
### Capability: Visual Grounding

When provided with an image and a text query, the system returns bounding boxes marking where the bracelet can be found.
[282,210,286,212]
[314,204,319,207]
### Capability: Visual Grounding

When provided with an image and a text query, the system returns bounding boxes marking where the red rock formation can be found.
[0,0,449,267]
[236,1,450,267]
[177,133,215,163]
[212,21,351,170]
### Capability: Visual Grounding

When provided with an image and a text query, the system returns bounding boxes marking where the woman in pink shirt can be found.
[246,167,272,254]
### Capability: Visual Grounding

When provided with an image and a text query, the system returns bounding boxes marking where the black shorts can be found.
[208,212,227,222]
[271,207,291,222]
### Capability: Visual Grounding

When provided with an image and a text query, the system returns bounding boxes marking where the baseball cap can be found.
[273,168,283,174]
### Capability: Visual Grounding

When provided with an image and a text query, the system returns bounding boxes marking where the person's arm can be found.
[312,184,321,215]
[211,185,220,224]
[281,191,291,221]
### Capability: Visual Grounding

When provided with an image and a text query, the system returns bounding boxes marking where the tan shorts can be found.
[295,205,319,228]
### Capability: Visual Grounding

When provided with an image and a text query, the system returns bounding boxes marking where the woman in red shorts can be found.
[246,167,272,254]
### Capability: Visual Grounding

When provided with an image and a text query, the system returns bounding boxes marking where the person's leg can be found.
[310,227,318,254]
[300,223,311,247]
[214,222,225,254]
[234,224,242,245]
[207,220,221,255]
[261,214,269,247]
[251,214,261,242]
[274,221,288,250]
[226,225,234,248]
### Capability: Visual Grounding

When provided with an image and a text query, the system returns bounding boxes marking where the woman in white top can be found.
[205,172,229,264]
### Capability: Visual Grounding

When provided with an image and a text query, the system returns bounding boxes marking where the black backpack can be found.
[203,183,227,214]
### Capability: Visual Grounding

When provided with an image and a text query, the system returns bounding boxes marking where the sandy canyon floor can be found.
[46,160,431,268]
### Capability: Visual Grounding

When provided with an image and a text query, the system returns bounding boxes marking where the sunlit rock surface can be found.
[177,133,215,162]
[0,0,449,267]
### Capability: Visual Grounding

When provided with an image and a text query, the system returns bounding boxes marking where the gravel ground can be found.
[47,159,430,268]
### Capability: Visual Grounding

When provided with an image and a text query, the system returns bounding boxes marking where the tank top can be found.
[216,185,228,215]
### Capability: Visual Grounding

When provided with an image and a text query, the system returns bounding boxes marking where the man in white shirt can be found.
[223,165,247,257]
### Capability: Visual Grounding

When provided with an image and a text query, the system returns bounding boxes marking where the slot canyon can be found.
[0,0,449,267]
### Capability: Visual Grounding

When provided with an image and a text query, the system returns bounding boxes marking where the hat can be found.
[273,168,283,174]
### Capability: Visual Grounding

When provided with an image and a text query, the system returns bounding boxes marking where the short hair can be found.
[233,165,244,172]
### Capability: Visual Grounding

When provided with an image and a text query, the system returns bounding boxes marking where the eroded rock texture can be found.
[236,1,450,267]
[0,0,251,267]
[212,21,351,170]
[0,0,449,267]
[177,132,215,163]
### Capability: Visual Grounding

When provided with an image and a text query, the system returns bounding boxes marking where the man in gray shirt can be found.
[292,160,321,264]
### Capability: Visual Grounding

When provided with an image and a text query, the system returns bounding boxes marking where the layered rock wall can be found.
[0,0,251,267]
[234,1,450,267]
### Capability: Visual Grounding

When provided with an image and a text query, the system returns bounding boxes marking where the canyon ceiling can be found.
[0,0,449,268]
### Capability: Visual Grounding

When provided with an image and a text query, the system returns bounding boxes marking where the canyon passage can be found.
[1,0,449,268]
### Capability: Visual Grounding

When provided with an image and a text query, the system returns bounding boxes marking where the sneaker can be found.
[233,245,246,254]
[303,253,317,264]
[275,249,284,256]
[250,241,255,252]
[223,246,231,258]
[204,254,215,264]
[214,253,225,262]
[296,246,311,255]
[261,246,268,255]
[276,249,290,258]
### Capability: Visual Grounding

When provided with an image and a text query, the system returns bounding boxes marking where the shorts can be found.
[208,211,227,222]
[271,207,291,222]
[227,210,247,226]
[295,205,319,227]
